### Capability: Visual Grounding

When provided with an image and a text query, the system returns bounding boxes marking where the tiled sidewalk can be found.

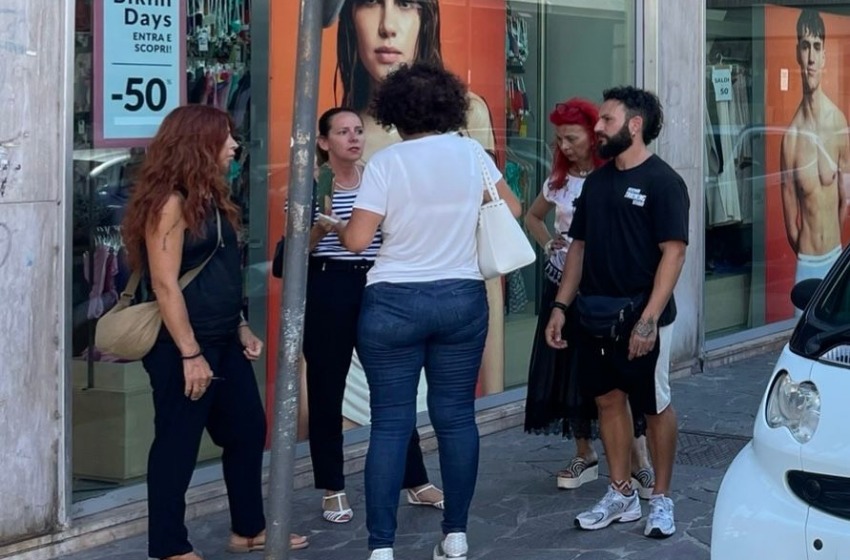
[62,352,777,560]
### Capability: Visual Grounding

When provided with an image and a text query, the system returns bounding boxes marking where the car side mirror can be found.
[791,278,821,311]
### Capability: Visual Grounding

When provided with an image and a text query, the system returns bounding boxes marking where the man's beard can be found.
[598,123,633,159]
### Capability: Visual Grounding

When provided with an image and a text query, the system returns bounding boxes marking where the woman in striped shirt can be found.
[302,107,443,525]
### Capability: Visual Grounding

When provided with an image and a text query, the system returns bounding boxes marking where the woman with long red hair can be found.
[122,105,307,559]
[523,98,654,497]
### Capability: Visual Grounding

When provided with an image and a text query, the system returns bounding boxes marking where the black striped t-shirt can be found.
[312,189,381,260]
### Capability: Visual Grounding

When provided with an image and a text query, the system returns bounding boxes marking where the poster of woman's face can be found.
[330,0,502,160]
[337,0,443,112]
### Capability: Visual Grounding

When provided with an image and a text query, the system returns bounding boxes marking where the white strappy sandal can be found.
[322,492,354,523]
[406,484,445,510]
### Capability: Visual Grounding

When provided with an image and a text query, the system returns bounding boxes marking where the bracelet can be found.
[181,349,203,360]
[551,301,569,314]
[544,239,554,256]
[238,322,250,329]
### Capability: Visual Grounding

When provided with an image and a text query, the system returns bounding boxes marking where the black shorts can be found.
[577,324,674,415]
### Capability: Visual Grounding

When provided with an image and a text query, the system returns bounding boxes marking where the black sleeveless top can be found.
[149,208,243,343]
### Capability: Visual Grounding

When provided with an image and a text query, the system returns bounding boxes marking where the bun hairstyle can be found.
[316,107,359,165]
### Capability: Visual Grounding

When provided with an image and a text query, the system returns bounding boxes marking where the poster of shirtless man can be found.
[780,9,850,285]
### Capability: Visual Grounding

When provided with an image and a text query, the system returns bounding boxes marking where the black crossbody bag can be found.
[575,292,648,340]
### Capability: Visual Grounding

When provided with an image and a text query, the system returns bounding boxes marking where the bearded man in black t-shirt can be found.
[544,86,689,540]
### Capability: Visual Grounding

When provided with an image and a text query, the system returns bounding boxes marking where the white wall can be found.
[0,0,69,544]
[645,0,706,366]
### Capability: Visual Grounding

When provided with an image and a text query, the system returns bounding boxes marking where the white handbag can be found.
[474,146,536,279]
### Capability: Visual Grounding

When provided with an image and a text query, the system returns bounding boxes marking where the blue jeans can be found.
[358,279,489,550]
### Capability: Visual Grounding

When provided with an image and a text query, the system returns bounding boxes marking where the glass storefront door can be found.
[502,0,637,388]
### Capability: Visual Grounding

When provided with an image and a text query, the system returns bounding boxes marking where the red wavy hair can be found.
[122,105,240,272]
[548,97,604,190]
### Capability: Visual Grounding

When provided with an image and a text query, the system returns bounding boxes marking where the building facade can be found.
[2,0,837,557]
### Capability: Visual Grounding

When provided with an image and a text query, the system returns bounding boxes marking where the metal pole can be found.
[265,1,323,558]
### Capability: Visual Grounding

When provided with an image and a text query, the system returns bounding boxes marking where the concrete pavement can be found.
[61,351,778,560]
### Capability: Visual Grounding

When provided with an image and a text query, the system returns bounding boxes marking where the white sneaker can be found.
[433,532,468,560]
[644,494,676,538]
[574,485,642,530]
[369,548,394,560]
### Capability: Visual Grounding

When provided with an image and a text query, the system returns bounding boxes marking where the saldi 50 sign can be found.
[94,0,186,147]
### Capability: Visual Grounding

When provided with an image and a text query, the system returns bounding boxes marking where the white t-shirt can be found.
[354,134,503,285]
[543,174,586,274]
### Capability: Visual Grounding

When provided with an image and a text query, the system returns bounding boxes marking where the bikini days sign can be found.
[93,0,186,147]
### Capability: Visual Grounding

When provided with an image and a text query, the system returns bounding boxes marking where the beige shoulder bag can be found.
[95,210,222,360]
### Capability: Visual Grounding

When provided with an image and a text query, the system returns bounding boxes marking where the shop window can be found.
[70,0,266,505]
[705,1,850,339]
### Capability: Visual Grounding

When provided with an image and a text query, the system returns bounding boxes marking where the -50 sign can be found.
[118,77,168,112]
[94,0,185,147]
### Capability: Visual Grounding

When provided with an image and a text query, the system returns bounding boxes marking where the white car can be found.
[711,248,850,559]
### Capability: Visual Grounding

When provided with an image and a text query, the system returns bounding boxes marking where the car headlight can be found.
[765,371,820,443]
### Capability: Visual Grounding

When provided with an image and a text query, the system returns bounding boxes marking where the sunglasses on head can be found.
[554,103,583,116]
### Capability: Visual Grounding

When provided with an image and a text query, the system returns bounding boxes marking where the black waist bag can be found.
[576,293,647,340]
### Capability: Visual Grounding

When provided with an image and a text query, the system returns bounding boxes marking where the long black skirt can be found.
[525,279,646,439]
[523,279,647,440]
[523,279,598,439]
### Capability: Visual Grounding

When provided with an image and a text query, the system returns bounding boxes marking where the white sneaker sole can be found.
[557,464,598,489]
[574,508,642,530]
[433,544,467,560]
[645,524,676,539]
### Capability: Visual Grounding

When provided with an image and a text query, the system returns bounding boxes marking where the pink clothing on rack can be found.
[84,245,118,319]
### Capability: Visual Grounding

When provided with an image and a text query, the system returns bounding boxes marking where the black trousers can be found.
[303,258,429,492]
[142,337,266,559]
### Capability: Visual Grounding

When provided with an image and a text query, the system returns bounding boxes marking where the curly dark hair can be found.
[371,63,469,136]
[602,86,664,146]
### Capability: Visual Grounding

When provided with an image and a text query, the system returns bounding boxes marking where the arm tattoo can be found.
[634,318,656,338]
[160,221,181,251]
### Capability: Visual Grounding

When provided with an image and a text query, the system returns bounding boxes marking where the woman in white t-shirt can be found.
[301,108,443,526]
[336,63,521,560]
[523,98,655,499]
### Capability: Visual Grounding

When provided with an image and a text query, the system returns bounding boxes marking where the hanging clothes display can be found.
[706,61,744,227]
[732,67,753,224]
[185,0,253,212]
[505,8,531,138]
